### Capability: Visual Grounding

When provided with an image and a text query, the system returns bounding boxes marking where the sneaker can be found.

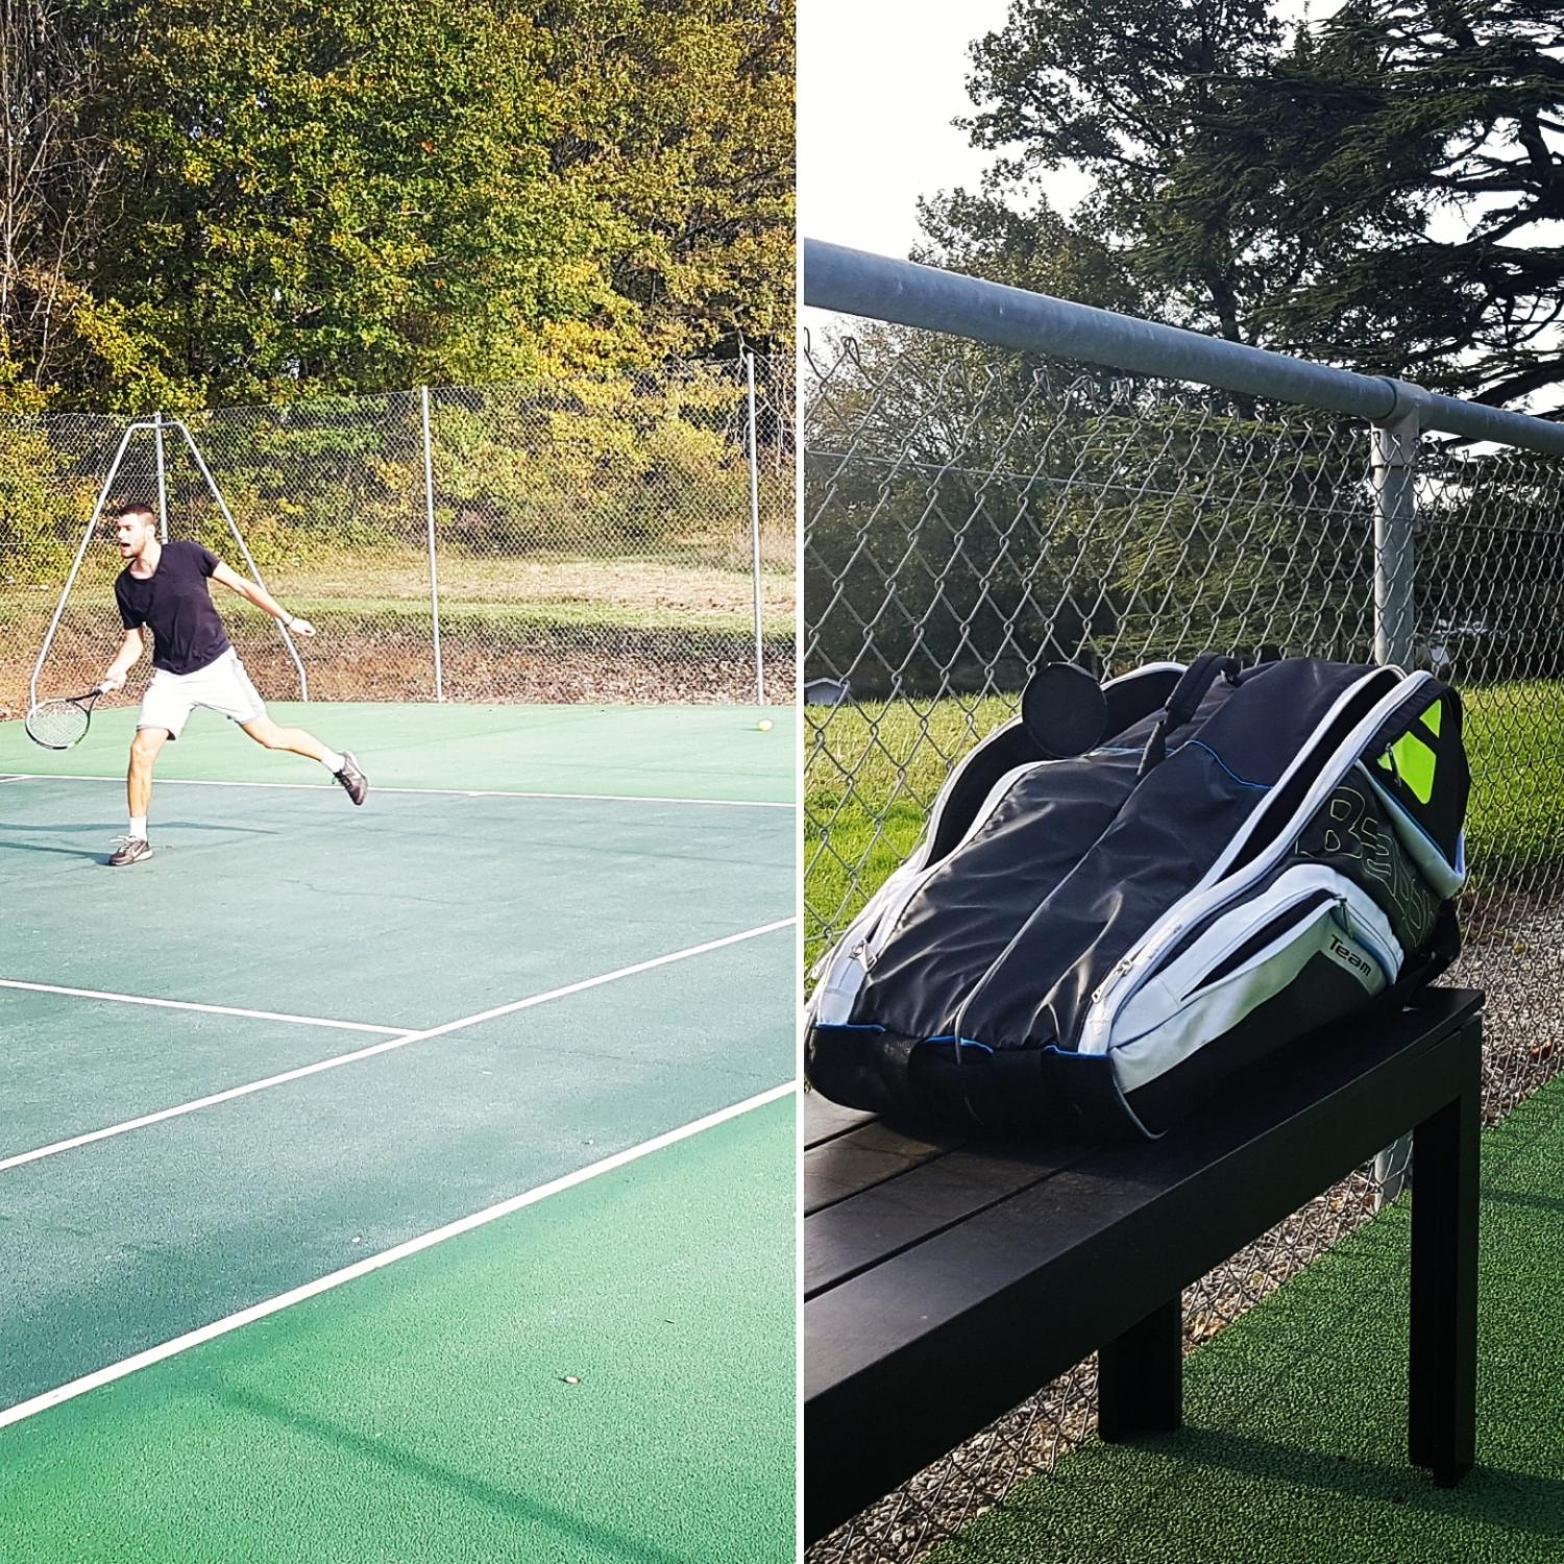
[334,752,368,806]
[108,835,153,867]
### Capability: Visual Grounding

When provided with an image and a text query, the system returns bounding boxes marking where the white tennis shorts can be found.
[138,648,266,739]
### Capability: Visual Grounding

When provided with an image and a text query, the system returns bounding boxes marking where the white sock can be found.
[321,751,346,774]
[129,815,147,840]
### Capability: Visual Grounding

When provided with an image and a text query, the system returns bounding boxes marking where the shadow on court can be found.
[224,1387,704,1564]
[0,820,281,860]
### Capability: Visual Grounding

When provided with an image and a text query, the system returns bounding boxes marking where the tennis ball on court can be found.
[757,719,773,732]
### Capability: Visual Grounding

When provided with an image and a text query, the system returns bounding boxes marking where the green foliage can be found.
[0,357,109,586]
[543,0,795,354]
[1238,3,1564,407]
[958,0,1284,341]
[431,366,755,556]
[167,395,429,574]
[915,191,1142,316]
[0,0,793,411]
[0,420,81,588]
[73,0,615,404]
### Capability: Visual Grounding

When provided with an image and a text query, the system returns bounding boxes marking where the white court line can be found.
[0,917,794,1176]
[0,979,402,1036]
[0,772,794,810]
[0,1079,795,1432]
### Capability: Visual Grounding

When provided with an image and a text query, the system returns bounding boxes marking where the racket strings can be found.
[26,699,91,749]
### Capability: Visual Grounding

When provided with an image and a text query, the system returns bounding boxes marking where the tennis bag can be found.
[806,655,1469,1138]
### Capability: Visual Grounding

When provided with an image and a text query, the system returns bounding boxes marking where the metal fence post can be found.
[30,420,146,708]
[1373,410,1419,669]
[745,350,766,705]
[1371,407,1421,1207]
[153,411,169,542]
[420,385,445,703]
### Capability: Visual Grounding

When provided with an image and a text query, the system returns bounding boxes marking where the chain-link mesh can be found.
[1415,440,1564,1122]
[752,348,798,582]
[803,324,1564,1564]
[0,411,140,723]
[427,362,792,702]
[164,394,432,703]
[2,357,795,715]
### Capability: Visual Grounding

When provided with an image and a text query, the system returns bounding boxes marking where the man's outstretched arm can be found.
[100,628,144,691]
[210,561,315,635]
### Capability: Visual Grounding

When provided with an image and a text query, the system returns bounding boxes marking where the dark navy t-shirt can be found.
[115,541,233,675]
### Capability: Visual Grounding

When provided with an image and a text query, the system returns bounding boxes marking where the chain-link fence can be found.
[1,354,795,715]
[803,249,1564,1563]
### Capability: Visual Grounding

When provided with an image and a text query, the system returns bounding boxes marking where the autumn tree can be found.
[0,0,794,410]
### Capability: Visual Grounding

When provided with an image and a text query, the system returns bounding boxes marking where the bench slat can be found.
[804,1119,964,1215]
[804,1089,875,1149]
[806,1138,1092,1297]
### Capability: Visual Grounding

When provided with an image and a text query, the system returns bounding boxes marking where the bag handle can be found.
[1138,653,1242,777]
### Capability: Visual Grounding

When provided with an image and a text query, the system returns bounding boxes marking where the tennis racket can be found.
[25,685,111,750]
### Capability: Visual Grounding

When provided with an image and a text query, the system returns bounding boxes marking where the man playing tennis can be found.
[98,503,368,866]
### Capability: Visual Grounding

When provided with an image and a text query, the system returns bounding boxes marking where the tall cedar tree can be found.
[939,0,1564,412]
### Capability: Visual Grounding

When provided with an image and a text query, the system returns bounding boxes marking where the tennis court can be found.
[0,701,797,1563]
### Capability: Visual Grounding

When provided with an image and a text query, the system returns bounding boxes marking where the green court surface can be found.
[932,1077,1564,1564]
[0,1099,795,1564]
[0,704,797,1562]
[3,702,794,802]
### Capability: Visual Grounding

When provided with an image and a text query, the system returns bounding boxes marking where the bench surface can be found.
[805,987,1483,1541]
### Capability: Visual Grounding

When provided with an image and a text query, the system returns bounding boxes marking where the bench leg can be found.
[1098,1295,1182,1443]
[1409,1062,1479,1486]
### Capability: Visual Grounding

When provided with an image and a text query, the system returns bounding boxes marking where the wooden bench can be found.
[804,987,1482,1544]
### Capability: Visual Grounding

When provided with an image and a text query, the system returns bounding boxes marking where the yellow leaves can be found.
[11,267,179,411]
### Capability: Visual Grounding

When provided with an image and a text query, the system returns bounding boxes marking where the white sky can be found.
[798,0,1017,264]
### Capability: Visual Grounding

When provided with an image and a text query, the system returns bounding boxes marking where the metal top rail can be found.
[805,239,1564,459]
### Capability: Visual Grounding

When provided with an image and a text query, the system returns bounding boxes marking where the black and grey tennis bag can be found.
[806,656,1469,1138]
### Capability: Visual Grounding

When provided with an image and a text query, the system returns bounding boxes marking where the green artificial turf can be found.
[930,1076,1564,1564]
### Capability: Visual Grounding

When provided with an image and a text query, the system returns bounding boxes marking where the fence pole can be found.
[806,239,1564,457]
[1373,410,1419,669]
[153,412,169,542]
[1371,408,1421,1206]
[30,421,146,708]
[745,351,766,705]
[420,386,445,703]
